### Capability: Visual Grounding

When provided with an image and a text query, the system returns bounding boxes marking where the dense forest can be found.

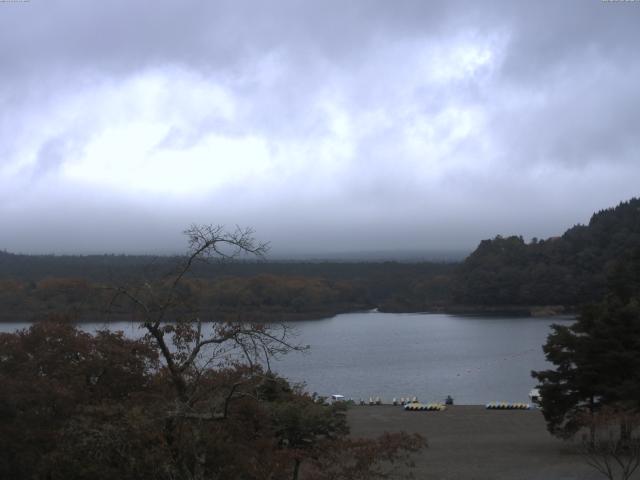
[1,197,639,321]
[0,252,454,321]
[453,197,640,309]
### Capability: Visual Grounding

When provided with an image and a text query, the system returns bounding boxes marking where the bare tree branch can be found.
[107,224,300,411]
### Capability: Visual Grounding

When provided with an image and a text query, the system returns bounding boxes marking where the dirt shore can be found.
[347,405,609,480]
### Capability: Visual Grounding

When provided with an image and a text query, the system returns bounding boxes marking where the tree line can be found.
[0,254,454,321]
[2,198,640,321]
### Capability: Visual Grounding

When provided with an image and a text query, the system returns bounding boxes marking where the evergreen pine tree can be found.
[532,248,640,438]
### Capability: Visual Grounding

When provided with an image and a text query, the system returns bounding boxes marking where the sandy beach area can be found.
[348,405,610,480]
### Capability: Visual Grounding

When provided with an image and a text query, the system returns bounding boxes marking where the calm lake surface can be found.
[1,312,573,405]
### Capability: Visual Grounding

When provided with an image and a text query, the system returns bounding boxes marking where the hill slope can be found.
[452,197,640,307]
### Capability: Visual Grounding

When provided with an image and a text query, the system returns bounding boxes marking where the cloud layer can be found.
[1,1,639,255]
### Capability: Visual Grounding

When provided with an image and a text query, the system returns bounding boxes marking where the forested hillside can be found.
[452,198,640,307]
[1,197,639,319]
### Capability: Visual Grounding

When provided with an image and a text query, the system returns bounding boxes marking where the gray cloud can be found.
[0,1,639,256]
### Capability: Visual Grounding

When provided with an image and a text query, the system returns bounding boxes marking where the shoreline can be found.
[0,304,576,324]
[380,304,576,317]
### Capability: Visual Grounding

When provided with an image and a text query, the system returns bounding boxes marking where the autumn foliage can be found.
[0,321,424,480]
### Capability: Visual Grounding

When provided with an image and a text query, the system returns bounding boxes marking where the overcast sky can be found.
[1,1,639,257]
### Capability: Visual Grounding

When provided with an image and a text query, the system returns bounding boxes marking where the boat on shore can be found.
[528,388,541,404]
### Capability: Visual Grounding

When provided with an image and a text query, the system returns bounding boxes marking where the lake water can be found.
[0,312,573,405]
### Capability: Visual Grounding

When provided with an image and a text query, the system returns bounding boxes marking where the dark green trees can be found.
[454,197,640,307]
[532,249,640,438]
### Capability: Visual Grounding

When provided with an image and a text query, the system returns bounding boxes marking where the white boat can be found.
[528,388,541,404]
[330,394,345,402]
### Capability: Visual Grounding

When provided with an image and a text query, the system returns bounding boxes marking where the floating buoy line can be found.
[454,347,538,377]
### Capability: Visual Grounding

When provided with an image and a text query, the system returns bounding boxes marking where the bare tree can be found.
[580,407,640,480]
[109,225,306,479]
